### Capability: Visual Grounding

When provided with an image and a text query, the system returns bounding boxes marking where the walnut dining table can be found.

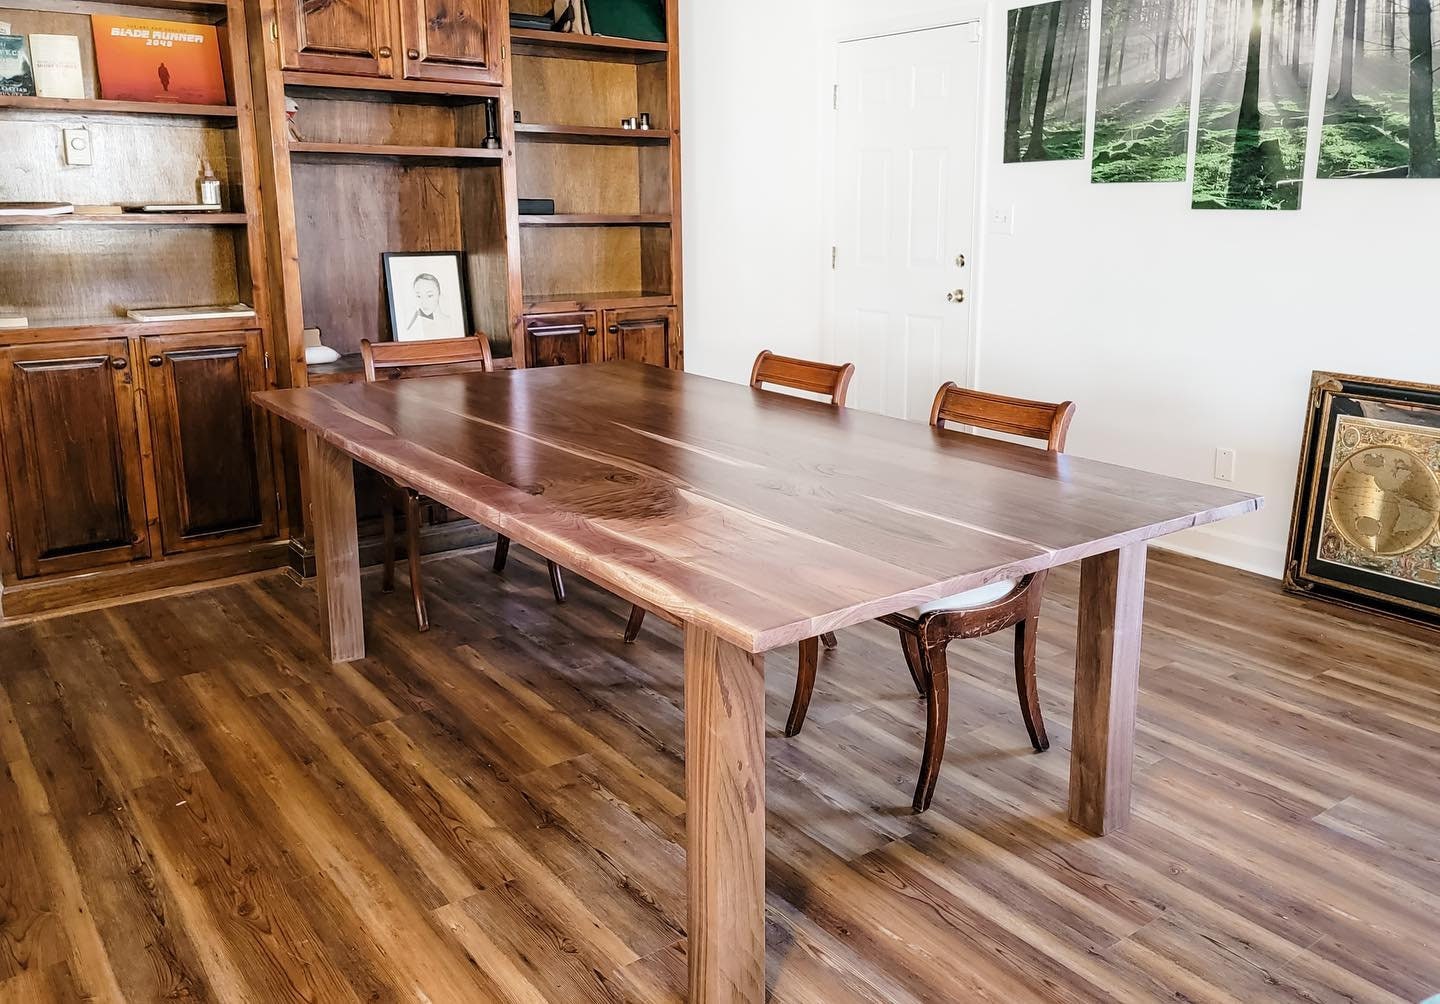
[254,362,1262,1003]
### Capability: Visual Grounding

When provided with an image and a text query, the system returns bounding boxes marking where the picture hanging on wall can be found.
[1285,372,1440,629]
[1003,0,1091,163]
[1091,0,1199,183]
[1318,0,1439,178]
[1192,0,1318,209]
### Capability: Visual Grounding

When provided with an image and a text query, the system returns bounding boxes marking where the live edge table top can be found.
[255,362,1261,655]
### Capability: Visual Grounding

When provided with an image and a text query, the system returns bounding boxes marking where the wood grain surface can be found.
[0,547,1436,1002]
[255,363,1261,655]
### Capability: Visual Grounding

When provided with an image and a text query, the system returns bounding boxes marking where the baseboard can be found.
[1152,524,1286,580]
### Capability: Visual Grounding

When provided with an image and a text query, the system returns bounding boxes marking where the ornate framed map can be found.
[1285,372,1440,628]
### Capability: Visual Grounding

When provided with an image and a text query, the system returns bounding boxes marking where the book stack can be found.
[0,201,74,216]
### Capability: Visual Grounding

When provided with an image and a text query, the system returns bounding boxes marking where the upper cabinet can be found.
[278,0,503,86]
[399,0,504,85]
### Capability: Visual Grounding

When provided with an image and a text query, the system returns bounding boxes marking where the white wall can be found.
[680,0,1440,577]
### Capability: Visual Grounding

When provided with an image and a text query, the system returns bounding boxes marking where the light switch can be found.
[989,204,1015,236]
[63,127,92,166]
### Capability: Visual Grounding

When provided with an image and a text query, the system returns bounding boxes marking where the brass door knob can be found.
[947,290,966,303]
[148,355,164,367]
[407,48,419,59]
[110,356,127,370]
[378,45,392,57]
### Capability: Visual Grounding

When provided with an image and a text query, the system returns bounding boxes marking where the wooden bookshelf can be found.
[519,213,671,227]
[0,213,248,227]
[509,28,669,62]
[0,95,239,117]
[514,123,672,145]
[288,142,506,165]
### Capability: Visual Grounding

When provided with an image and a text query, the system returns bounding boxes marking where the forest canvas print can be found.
[1004,0,1092,162]
[1319,0,1439,177]
[1192,0,1319,209]
[1092,0,1199,182]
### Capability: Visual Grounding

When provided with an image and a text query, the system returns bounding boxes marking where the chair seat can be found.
[915,579,1020,615]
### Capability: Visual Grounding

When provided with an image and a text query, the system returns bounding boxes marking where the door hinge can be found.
[832,84,838,110]
[831,246,837,269]
[263,351,271,371]
[271,21,278,40]
[3,531,12,554]
[275,491,282,513]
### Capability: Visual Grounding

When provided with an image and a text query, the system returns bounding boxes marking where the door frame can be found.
[820,3,993,397]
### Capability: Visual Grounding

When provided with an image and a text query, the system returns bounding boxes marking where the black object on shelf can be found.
[509,12,554,30]
[519,198,556,215]
[587,0,666,42]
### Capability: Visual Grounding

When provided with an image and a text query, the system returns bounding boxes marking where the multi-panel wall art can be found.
[1006,0,1440,208]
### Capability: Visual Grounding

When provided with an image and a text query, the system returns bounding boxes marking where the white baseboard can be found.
[1152,524,1286,580]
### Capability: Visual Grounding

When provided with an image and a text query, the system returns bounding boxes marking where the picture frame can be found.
[1284,371,1440,628]
[382,251,471,343]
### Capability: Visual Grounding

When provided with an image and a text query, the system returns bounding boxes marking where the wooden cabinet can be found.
[399,0,503,85]
[278,0,396,78]
[524,312,597,368]
[0,340,150,579]
[278,0,502,85]
[143,332,278,555]
[602,307,677,368]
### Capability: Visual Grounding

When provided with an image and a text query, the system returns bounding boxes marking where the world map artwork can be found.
[1320,415,1440,587]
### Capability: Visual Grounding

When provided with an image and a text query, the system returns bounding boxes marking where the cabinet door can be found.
[143,332,278,555]
[602,308,677,368]
[398,0,502,84]
[0,340,149,579]
[277,0,396,78]
[524,312,597,368]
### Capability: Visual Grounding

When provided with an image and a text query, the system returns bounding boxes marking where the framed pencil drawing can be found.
[382,251,470,343]
[1285,372,1440,628]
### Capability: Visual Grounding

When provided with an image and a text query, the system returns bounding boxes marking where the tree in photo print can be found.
[1319,0,1439,177]
[1192,0,1318,209]
[1004,0,1092,162]
[1092,0,1200,182]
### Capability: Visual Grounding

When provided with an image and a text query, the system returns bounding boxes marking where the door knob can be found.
[947,290,966,303]
[148,355,164,367]
[955,254,966,268]
[608,325,620,334]
[587,328,597,336]
[378,45,392,58]
[110,356,127,370]
[407,48,419,59]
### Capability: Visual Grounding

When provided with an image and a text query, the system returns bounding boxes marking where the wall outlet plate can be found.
[1214,447,1237,483]
[62,127,92,166]
[989,204,1015,236]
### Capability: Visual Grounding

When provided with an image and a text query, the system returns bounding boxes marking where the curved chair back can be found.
[929,382,1075,452]
[360,335,494,383]
[750,350,856,406]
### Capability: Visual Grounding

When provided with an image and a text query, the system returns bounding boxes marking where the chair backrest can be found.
[749,350,856,406]
[360,334,494,383]
[929,382,1075,452]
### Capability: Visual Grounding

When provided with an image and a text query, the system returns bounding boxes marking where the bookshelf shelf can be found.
[509,28,669,62]
[0,213,248,228]
[519,214,671,228]
[0,95,239,118]
[288,142,505,165]
[514,123,672,146]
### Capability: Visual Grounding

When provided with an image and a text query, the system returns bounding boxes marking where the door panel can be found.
[278,0,396,78]
[524,312,596,367]
[0,340,149,578]
[399,0,501,84]
[603,308,675,368]
[833,24,980,420]
[143,332,278,554]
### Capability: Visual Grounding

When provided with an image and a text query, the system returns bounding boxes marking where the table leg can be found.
[1069,543,1147,835]
[307,432,364,663]
[684,624,766,1003]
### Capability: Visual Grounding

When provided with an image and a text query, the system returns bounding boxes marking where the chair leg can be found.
[405,492,429,633]
[380,499,396,594]
[548,561,566,604]
[492,535,511,573]
[820,631,838,650]
[899,631,929,696]
[623,605,647,644]
[1015,618,1049,753]
[913,642,950,813]
[785,636,820,737]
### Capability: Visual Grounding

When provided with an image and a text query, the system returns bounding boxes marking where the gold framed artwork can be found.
[1285,372,1440,628]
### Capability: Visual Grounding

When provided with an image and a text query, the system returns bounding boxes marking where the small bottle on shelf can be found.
[198,159,222,209]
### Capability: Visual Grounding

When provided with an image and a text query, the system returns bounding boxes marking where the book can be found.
[121,203,223,213]
[29,34,83,99]
[0,201,74,216]
[0,34,34,96]
[91,15,226,105]
[125,304,254,322]
[0,314,28,329]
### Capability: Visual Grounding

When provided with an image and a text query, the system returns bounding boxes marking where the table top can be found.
[256,363,1262,653]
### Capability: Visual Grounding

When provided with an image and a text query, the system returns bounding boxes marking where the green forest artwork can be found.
[1004,0,1092,162]
[1092,0,1199,182]
[1193,0,1318,209]
[1319,0,1439,177]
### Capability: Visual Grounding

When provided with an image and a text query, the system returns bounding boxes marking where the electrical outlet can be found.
[1214,447,1237,483]
[988,204,1015,236]
[62,128,92,166]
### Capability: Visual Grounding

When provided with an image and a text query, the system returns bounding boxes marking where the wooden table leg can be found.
[1069,542,1147,836]
[684,624,766,1003]
[307,431,364,663]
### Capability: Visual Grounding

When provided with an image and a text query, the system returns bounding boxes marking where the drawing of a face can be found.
[413,274,442,316]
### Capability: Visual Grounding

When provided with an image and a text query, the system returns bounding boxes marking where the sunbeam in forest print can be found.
[1319,0,1440,177]
[1192,0,1319,209]
[1004,0,1092,162]
[1092,0,1200,182]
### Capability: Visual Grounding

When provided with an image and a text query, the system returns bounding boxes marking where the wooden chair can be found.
[785,382,1076,813]
[622,350,855,652]
[360,335,567,631]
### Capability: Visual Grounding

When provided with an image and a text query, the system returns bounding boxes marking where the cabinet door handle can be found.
[148,355,164,367]
[407,48,419,59]
[110,357,127,370]
[587,328,597,336]
[608,325,620,334]
[378,45,392,58]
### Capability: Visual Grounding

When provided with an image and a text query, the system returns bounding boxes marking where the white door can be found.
[832,23,981,420]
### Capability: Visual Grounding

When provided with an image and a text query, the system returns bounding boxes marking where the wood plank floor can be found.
[1,546,1437,1003]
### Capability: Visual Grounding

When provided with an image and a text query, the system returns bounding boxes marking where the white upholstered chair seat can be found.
[915,578,1020,616]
